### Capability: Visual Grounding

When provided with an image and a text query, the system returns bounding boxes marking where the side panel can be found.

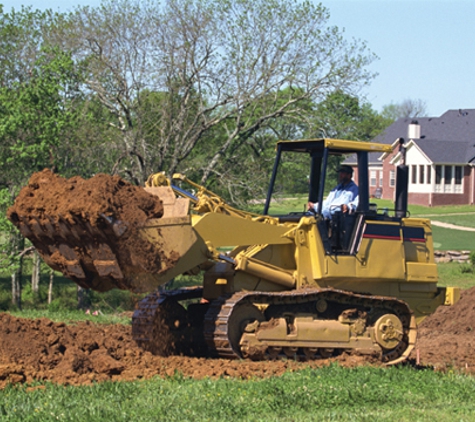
[355,221,406,281]
[192,213,293,248]
[401,218,438,283]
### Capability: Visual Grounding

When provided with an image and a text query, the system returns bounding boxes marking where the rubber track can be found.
[203,288,416,365]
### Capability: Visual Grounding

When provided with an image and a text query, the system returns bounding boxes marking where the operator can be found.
[308,165,358,219]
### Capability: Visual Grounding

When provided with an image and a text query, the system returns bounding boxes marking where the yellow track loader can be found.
[9,138,460,364]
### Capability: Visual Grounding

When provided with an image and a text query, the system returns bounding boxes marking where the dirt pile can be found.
[0,313,363,388]
[0,288,474,388]
[410,286,475,370]
[7,170,172,292]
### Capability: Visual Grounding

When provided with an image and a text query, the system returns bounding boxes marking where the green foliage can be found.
[311,90,392,141]
[2,365,475,421]
[47,296,78,312]
[0,272,145,314]
[0,188,18,273]
[458,263,474,275]
[470,251,475,267]
[0,45,83,183]
[457,251,475,276]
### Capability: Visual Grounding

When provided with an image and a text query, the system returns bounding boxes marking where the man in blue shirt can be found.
[308,165,359,219]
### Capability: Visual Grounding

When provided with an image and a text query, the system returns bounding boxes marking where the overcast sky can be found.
[1,0,473,117]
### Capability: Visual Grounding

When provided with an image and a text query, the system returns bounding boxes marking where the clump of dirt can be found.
[0,288,474,389]
[8,169,163,227]
[7,170,176,292]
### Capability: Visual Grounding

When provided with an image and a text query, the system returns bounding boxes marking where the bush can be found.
[48,297,78,312]
[89,289,144,313]
[459,263,474,274]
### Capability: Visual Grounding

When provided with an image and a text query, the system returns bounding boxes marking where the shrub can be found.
[459,263,474,274]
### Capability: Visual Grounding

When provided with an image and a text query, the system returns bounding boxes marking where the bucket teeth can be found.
[12,213,125,283]
[100,213,128,238]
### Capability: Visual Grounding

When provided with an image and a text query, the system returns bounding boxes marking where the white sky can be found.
[1,0,473,117]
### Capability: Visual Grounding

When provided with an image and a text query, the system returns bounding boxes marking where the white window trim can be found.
[434,165,464,193]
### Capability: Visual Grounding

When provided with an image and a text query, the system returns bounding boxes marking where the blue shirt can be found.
[316,180,359,219]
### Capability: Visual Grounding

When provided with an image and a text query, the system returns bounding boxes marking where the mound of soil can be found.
[0,313,366,388]
[0,288,474,388]
[7,170,175,292]
[409,286,475,371]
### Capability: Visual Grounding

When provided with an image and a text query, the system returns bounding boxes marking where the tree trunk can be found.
[11,272,21,309]
[31,250,41,296]
[48,270,54,305]
[11,234,24,310]
[77,285,90,310]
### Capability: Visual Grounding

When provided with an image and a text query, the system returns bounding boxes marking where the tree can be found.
[0,8,85,309]
[312,90,392,141]
[60,0,376,191]
[381,98,428,121]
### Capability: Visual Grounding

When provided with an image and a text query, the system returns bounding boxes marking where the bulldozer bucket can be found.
[9,179,208,293]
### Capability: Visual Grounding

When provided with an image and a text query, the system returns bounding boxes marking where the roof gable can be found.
[371,108,475,165]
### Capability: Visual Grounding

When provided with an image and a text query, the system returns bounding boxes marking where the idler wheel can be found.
[228,302,265,357]
[374,314,404,350]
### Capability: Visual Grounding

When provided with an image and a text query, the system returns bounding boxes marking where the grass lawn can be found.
[2,365,475,421]
[431,226,475,251]
[437,262,475,289]
[430,214,475,228]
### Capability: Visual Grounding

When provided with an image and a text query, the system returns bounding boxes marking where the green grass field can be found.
[431,214,475,228]
[432,226,475,251]
[2,365,475,421]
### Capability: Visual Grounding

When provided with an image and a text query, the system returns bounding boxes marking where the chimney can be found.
[408,120,421,139]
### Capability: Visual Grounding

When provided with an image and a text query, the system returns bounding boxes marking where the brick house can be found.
[346,109,475,206]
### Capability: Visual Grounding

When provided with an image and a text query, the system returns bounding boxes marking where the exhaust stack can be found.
[395,138,409,218]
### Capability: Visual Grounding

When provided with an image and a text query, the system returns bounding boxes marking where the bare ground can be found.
[0,286,474,388]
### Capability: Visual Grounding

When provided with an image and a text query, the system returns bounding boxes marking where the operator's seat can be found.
[318,211,365,255]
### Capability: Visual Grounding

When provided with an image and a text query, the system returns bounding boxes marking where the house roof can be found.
[346,109,475,165]
[412,139,475,164]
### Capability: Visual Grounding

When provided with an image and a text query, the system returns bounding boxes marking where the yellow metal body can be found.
[139,139,459,326]
[139,181,458,326]
[190,211,458,324]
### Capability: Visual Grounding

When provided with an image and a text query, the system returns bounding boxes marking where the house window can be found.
[444,165,452,185]
[411,165,417,184]
[379,171,383,187]
[370,170,376,187]
[455,166,463,193]
[389,170,395,187]
[455,166,463,184]
[426,165,431,184]
[435,165,463,193]
[435,165,442,184]
[419,165,425,184]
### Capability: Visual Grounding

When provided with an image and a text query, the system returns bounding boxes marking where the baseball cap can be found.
[338,165,353,175]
